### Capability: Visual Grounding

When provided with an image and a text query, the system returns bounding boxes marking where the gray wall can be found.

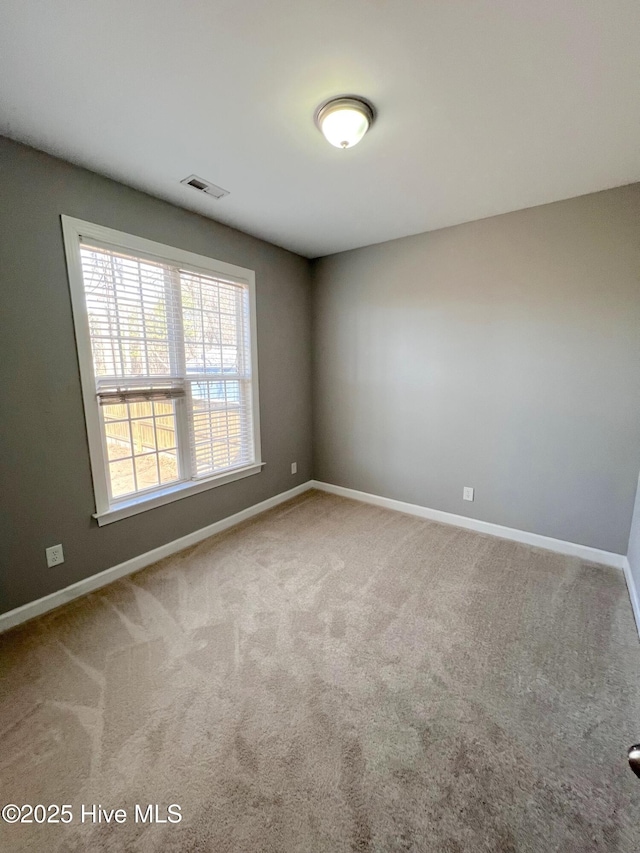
[312,185,640,554]
[0,137,313,615]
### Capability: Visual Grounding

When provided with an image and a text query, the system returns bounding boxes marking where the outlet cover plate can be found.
[463,487,474,502]
[46,544,64,567]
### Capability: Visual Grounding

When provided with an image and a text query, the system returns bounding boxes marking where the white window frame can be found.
[61,215,263,526]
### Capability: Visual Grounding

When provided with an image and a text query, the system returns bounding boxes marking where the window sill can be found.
[93,462,265,526]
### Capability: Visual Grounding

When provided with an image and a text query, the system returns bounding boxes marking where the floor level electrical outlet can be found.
[46,544,64,567]
[291,462,297,475]
[463,487,474,502]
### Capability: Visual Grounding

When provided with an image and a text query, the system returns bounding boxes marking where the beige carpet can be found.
[1,489,639,852]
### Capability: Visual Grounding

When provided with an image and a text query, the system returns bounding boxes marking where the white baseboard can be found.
[311,480,625,569]
[2,479,629,636]
[623,558,640,639]
[0,481,314,634]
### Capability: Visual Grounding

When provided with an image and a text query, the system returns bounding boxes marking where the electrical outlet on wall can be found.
[291,462,297,475]
[46,544,64,567]
[463,487,474,502]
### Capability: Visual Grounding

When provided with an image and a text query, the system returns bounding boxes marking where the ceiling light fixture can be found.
[314,96,375,149]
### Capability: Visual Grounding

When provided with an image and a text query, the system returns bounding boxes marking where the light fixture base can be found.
[314,96,376,149]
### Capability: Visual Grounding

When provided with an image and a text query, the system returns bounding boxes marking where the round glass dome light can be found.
[315,97,375,149]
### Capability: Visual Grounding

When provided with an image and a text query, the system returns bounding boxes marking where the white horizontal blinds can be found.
[180,270,254,478]
[79,243,183,396]
[78,240,255,500]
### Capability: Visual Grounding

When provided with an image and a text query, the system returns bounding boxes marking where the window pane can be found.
[103,399,180,499]
[128,400,152,419]
[103,406,133,461]
[109,458,135,497]
[153,400,173,416]
[155,414,174,429]
[106,431,132,461]
[156,419,176,450]
[103,402,128,421]
[135,454,159,490]
[159,449,179,484]
[131,419,156,455]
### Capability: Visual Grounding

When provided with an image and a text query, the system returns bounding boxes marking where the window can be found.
[62,216,262,525]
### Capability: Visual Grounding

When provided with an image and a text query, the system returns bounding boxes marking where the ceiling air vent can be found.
[180,174,229,199]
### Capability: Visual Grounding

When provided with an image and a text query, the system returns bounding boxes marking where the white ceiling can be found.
[1,0,638,258]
